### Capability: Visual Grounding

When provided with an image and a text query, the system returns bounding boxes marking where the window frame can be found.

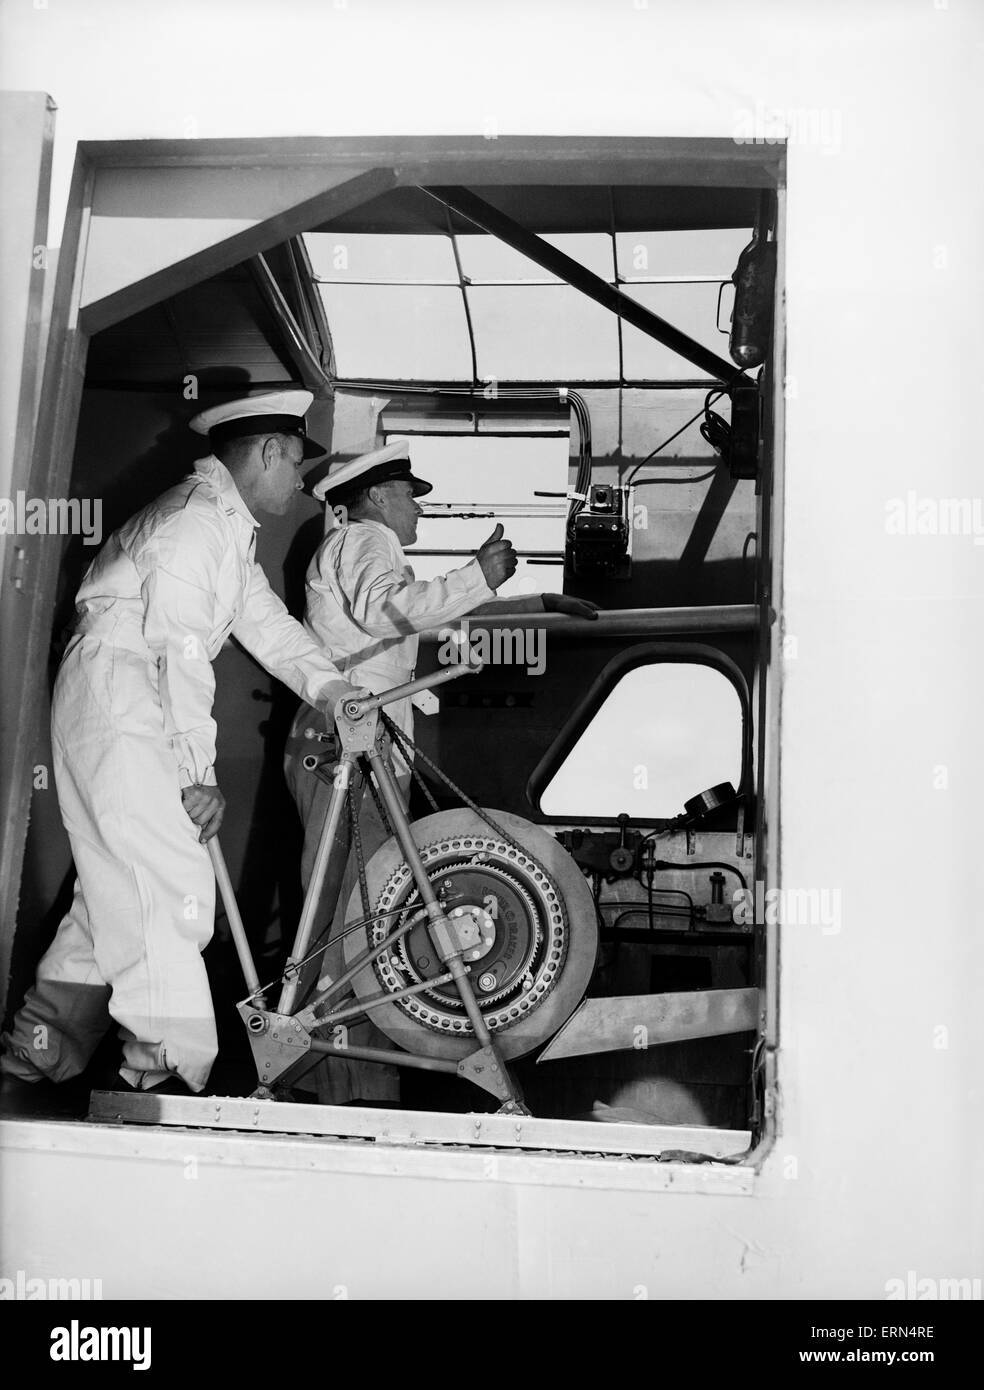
[302,223,754,386]
[527,643,753,828]
[3,135,784,1169]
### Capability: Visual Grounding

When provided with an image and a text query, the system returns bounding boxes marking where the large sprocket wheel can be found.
[341,808,598,1060]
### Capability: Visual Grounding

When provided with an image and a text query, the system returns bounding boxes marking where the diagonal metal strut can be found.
[421,185,753,389]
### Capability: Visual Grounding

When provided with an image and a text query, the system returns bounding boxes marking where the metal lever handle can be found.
[207,837,265,1003]
[342,661,484,721]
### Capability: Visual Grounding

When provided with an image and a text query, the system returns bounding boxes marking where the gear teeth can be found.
[359,830,570,1038]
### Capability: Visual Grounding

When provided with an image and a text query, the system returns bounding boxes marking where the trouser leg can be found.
[3,641,219,1093]
[285,703,407,1103]
[0,878,112,1082]
[311,763,412,1105]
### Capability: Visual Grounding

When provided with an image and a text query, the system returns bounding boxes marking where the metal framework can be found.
[305,184,756,390]
[208,665,530,1111]
[3,135,783,1161]
[418,187,753,389]
[92,655,758,1126]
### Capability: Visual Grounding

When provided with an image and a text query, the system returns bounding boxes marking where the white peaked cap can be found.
[312,439,433,502]
[189,389,327,458]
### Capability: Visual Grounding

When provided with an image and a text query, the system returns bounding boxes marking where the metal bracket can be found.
[238,1004,312,1090]
[334,706,388,757]
[456,1044,528,1110]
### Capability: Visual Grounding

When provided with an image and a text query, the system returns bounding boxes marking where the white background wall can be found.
[1,0,982,1297]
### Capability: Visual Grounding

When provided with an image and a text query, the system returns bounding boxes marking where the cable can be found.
[598,889,695,910]
[623,389,726,485]
[629,468,718,487]
[645,859,748,891]
[608,908,693,930]
[634,880,696,912]
[699,395,732,455]
[638,824,681,849]
[565,389,594,546]
[243,905,411,1004]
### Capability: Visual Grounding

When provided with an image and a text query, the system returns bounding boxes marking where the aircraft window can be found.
[540,662,743,818]
[620,282,733,381]
[469,285,618,381]
[316,283,472,379]
[614,227,753,281]
[394,432,569,599]
[456,231,614,282]
[304,227,747,383]
[305,232,459,283]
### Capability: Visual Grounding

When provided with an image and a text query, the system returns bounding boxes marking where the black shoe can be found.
[0,1071,90,1119]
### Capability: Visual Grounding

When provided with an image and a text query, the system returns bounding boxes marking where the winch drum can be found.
[341,808,599,1060]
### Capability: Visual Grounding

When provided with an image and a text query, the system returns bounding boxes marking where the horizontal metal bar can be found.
[419,503,567,518]
[618,275,732,285]
[383,421,570,439]
[86,1091,751,1160]
[340,379,722,391]
[419,603,761,639]
[307,1038,459,1075]
[600,925,754,946]
[317,278,461,287]
[86,378,724,394]
[317,275,730,288]
[406,548,562,560]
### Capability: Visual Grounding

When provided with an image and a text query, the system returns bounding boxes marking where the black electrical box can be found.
[569,484,630,578]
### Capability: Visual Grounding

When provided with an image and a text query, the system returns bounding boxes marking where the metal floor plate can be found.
[87,1089,751,1160]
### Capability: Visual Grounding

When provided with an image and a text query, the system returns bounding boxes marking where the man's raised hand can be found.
[476,523,519,590]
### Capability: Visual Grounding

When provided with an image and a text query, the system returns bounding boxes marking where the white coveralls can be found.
[285,517,493,1101]
[1,456,349,1093]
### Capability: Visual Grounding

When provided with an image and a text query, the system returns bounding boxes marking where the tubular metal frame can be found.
[214,663,529,1112]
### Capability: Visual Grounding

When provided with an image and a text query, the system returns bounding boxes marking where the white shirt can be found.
[303,518,493,762]
[73,455,349,786]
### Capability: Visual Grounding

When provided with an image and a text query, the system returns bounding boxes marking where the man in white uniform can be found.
[0,390,358,1101]
[284,440,596,1102]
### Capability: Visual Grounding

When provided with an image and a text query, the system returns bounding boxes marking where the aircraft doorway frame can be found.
[1,134,785,1162]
